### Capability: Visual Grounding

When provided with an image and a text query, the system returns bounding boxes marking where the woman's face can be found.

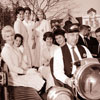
[46,37,53,46]
[24,10,31,20]
[14,37,22,47]
[4,31,14,45]
[37,11,44,21]
[17,11,24,21]
[55,35,65,46]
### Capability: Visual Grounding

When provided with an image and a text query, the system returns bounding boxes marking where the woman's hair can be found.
[1,25,15,40]
[15,6,25,16]
[53,29,66,45]
[36,9,46,21]
[43,31,54,41]
[24,7,31,14]
[14,34,23,45]
[54,29,65,37]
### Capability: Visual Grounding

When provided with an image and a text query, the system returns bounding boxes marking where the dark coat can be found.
[77,35,99,58]
[77,35,86,46]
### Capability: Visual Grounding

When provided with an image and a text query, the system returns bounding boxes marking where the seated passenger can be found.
[1,25,45,100]
[95,27,100,58]
[54,29,66,47]
[14,34,30,70]
[53,24,93,100]
[39,31,59,91]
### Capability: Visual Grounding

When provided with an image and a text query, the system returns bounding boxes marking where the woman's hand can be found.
[43,59,50,66]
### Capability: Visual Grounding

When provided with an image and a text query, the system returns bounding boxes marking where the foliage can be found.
[0,4,15,27]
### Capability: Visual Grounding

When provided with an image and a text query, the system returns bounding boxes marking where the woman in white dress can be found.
[23,7,36,67]
[14,6,32,68]
[34,9,51,67]
[39,32,59,91]
[1,25,45,94]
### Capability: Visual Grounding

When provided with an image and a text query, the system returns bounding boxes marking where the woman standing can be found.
[23,7,36,67]
[14,6,32,68]
[34,9,51,67]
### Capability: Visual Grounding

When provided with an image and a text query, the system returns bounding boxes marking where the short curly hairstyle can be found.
[15,6,25,16]
[14,34,23,46]
[43,31,54,41]
[24,7,31,14]
[54,29,65,37]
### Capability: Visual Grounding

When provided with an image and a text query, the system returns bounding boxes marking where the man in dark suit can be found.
[77,25,98,57]
[95,27,100,58]
[53,24,93,100]
[85,25,99,57]
[77,25,89,47]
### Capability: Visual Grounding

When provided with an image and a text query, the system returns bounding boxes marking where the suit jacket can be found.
[61,44,87,78]
[77,35,87,46]
[97,52,100,58]
[97,43,100,58]
[77,35,99,57]
[86,36,98,57]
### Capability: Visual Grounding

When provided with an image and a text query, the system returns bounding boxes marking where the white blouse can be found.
[1,43,45,91]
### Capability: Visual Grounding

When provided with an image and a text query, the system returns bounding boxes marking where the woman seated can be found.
[54,29,66,47]
[1,25,45,100]
[14,33,31,70]
[39,31,59,91]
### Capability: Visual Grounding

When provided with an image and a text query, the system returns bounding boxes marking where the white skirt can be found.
[8,68,45,91]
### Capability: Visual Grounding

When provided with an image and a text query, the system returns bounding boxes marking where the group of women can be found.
[14,6,51,67]
[1,6,65,100]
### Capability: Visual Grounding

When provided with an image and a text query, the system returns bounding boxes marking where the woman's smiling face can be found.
[46,37,53,46]
[14,37,22,47]
[4,31,15,45]
[17,11,24,21]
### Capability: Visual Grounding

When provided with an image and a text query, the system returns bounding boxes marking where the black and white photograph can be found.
[0,0,100,100]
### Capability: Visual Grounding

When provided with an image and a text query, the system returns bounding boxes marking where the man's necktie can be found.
[84,37,88,47]
[72,47,79,61]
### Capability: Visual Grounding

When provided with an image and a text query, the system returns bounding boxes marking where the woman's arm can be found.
[41,47,51,66]
[1,48,24,74]
[14,21,21,34]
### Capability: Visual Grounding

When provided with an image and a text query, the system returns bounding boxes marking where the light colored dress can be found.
[23,20,36,66]
[1,43,45,91]
[14,18,32,67]
[39,44,59,90]
[35,19,51,67]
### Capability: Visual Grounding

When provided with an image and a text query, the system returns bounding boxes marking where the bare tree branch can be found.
[48,7,68,19]
[43,0,59,13]
[0,0,77,20]
[23,0,29,6]
[40,0,45,8]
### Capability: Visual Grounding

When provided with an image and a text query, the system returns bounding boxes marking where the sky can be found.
[71,0,100,17]
[45,0,100,19]
[1,0,100,18]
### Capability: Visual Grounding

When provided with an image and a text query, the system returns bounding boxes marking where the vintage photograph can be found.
[0,0,100,100]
